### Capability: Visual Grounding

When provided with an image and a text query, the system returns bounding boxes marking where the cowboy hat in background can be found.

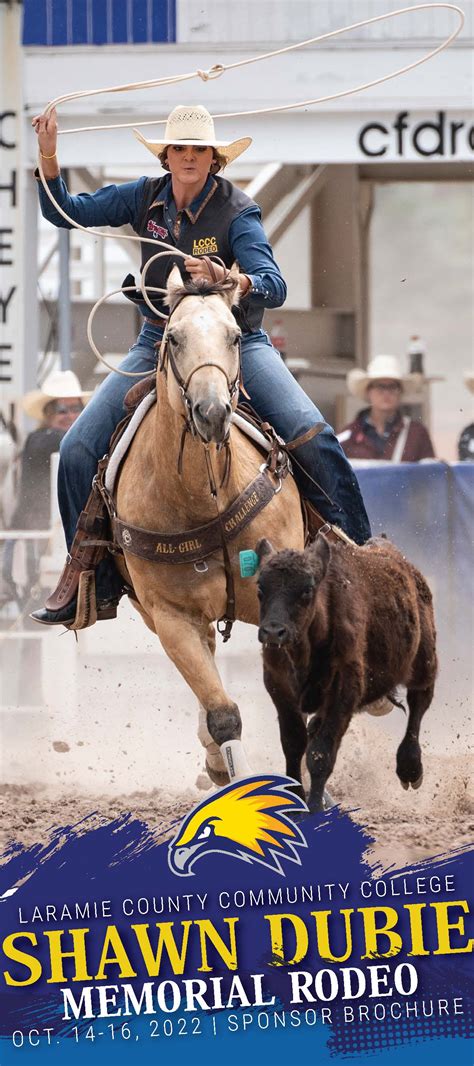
[464,371,474,393]
[347,354,418,401]
[22,370,92,423]
[134,104,252,165]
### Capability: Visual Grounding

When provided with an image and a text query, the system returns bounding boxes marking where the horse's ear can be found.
[255,538,275,567]
[220,262,241,309]
[166,264,184,309]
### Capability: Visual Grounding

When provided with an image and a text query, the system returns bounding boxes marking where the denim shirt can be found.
[36,172,287,309]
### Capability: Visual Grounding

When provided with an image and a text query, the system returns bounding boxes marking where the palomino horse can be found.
[114,265,305,786]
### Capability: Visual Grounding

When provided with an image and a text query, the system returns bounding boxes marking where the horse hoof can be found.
[205,760,230,787]
[411,772,423,790]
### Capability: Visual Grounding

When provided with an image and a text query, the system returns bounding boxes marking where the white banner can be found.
[0,5,23,405]
[236,110,474,167]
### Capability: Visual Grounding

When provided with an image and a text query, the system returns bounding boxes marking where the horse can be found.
[114,265,305,787]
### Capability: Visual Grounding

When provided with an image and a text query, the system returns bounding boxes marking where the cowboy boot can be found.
[30,462,122,630]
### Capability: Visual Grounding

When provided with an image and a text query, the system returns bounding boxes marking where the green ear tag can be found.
[239,550,259,578]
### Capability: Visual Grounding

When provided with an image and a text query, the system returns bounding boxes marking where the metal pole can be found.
[58,167,71,370]
[58,229,71,370]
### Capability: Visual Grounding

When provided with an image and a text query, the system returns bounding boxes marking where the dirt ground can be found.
[1,718,472,870]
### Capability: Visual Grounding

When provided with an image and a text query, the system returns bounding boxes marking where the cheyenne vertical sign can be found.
[0,3,23,402]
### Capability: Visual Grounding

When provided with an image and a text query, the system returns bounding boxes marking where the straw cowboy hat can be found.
[134,104,252,165]
[22,370,91,422]
[347,355,412,401]
[464,371,474,393]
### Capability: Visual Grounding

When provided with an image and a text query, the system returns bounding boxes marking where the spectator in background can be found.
[458,372,474,461]
[1,370,90,605]
[337,355,435,463]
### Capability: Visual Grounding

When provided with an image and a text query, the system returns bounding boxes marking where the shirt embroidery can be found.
[192,236,218,255]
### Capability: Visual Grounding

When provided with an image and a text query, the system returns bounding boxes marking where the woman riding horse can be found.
[31,104,371,627]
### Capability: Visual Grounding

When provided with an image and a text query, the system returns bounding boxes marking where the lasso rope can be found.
[36,3,464,378]
[53,4,465,134]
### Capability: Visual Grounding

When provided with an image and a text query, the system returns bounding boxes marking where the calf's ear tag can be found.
[239,549,259,578]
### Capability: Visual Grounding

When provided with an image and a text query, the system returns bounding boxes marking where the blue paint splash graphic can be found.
[0,792,472,1065]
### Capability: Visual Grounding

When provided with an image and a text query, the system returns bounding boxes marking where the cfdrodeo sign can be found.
[358,110,474,160]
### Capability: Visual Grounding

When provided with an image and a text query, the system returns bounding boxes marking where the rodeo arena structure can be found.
[0,0,472,855]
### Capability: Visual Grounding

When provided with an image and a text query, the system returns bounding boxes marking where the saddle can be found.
[46,375,352,632]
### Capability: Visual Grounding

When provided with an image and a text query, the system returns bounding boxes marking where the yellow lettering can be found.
[2,932,42,987]
[178,539,203,553]
[155,542,176,554]
[311,909,354,963]
[264,913,308,966]
[196,918,239,973]
[360,906,402,959]
[431,900,473,955]
[192,237,218,255]
[131,922,192,976]
[94,924,136,980]
[406,903,430,956]
[224,494,260,533]
[44,928,92,984]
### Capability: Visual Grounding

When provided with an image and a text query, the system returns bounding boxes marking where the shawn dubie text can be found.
[2,901,472,1019]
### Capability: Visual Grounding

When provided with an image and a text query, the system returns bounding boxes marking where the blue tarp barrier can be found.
[355,461,473,716]
[355,461,451,569]
[450,462,474,603]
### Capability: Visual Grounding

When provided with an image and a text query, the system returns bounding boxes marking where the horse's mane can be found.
[170,275,238,300]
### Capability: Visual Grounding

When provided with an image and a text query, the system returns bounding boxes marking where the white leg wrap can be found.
[220,739,253,781]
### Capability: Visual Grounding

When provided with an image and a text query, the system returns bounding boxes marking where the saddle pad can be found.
[105,390,156,495]
[105,393,273,497]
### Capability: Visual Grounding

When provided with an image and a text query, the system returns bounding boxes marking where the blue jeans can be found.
[58,323,371,600]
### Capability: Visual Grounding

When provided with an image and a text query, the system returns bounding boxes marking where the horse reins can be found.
[156,264,247,640]
[156,274,338,640]
[158,259,241,467]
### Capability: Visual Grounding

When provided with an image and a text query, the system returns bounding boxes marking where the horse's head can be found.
[162,264,241,444]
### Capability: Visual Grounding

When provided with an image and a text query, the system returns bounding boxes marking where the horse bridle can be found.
[160,331,241,438]
[154,265,245,640]
[158,262,242,441]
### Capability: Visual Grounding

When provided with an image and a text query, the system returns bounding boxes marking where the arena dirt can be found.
[1,715,471,869]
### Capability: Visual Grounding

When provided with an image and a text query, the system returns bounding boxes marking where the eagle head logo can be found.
[168,775,308,877]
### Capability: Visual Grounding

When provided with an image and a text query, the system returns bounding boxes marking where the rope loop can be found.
[35,3,465,376]
[56,5,465,138]
[198,65,225,81]
[87,285,168,378]
[207,64,226,80]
